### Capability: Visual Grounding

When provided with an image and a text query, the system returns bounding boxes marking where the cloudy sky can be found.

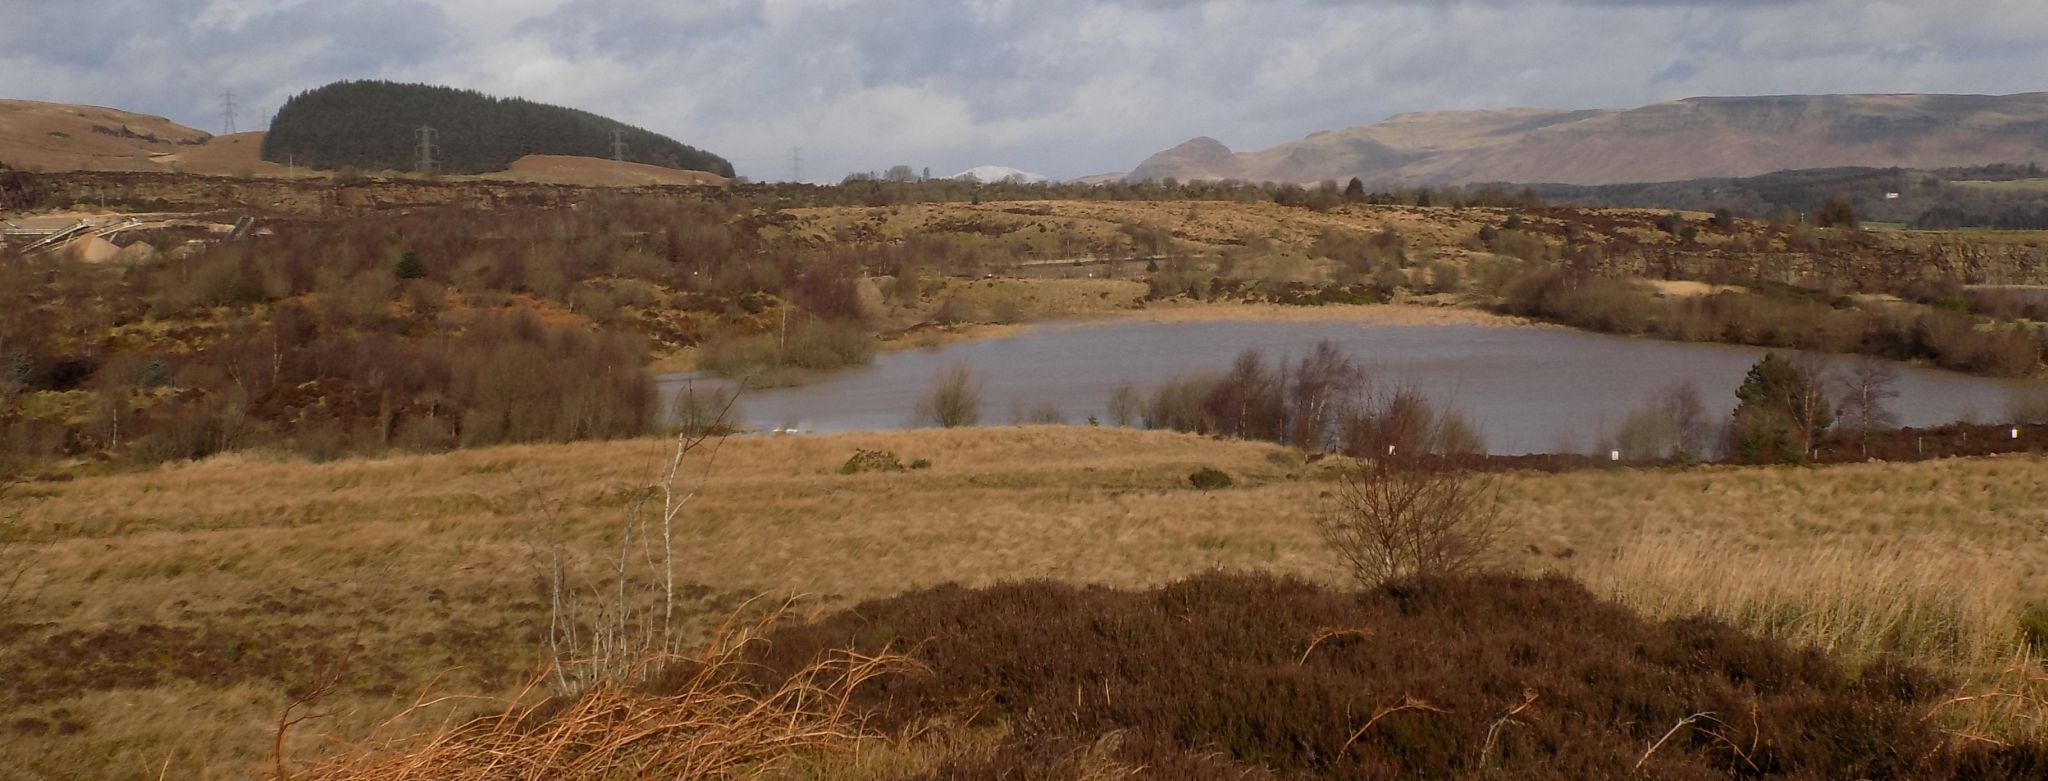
[5,0,2047,181]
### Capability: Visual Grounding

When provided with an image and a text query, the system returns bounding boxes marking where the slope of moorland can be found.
[261,80,734,177]
[1128,93,2048,185]
[0,98,217,173]
[2,428,2046,776]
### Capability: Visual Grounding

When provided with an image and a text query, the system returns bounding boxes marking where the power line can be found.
[414,125,439,174]
[611,129,630,186]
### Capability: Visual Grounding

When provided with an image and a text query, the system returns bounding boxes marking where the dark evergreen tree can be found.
[394,251,426,280]
[261,80,734,177]
[1728,353,1834,464]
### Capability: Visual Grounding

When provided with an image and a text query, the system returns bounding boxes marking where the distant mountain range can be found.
[1124,93,2048,186]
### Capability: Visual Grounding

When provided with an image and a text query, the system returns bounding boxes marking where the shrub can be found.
[1143,373,1219,433]
[838,448,905,474]
[1187,466,1232,490]
[1317,460,1507,587]
[697,321,877,383]
[781,321,876,370]
[696,333,781,377]
[916,363,981,428]
[1011,400,1065,425]
[932,294,975,325]
[745,572,2043,779]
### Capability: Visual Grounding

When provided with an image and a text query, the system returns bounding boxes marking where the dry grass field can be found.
[4,427,2048,777]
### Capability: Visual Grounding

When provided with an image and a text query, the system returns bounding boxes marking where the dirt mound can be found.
[748,572,2047,779]
[485,154,727,187]
[62,236,118,263]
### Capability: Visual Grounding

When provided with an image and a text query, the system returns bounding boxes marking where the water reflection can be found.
[659,320,2036,454]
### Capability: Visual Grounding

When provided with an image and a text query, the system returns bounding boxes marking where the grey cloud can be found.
[4,0,2046,182]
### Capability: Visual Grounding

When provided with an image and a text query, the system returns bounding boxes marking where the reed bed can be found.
[1582,536,2023,667]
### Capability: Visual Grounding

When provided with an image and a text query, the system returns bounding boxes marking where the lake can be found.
[658,320,2037,454]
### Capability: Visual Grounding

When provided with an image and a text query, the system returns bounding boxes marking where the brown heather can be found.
[3,427,2048,776]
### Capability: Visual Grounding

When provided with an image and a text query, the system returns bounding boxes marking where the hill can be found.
[260,80,733,177]
[1128,93,2048,186]
[0,99,212,172]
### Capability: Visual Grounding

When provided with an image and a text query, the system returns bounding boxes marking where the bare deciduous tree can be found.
[1615,381,1712,462]
[1317,461,1509,587]
[1285,341,1365,450]
[1836,358,1900,458]
[1107,382,1142,428]
[545,393,735,692]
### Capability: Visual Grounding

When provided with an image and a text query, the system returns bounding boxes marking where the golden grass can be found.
[5,428,2048,774]
[297,604,908,781]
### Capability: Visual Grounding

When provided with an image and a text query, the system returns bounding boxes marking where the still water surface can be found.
[659,320,2035,454]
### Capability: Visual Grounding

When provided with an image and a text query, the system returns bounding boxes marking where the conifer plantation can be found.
[261,80,734,177]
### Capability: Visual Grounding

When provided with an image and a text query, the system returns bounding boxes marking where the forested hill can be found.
[260,80,733,177]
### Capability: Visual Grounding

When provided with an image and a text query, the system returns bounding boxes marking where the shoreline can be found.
[879,301,1548,349]
[655,302,1543,375]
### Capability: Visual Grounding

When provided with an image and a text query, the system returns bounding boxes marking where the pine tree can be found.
[1343,177,1366,201]
[394,251,426,280]
[1729,353,1833,463]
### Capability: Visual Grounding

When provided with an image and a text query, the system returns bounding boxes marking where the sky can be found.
[4,0,2048,182]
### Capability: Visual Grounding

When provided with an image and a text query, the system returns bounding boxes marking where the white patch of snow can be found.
[951,165,1048,184]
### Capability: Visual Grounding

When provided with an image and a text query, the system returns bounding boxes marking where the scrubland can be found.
[7,174,2048,776]
[4,426,2046,777]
